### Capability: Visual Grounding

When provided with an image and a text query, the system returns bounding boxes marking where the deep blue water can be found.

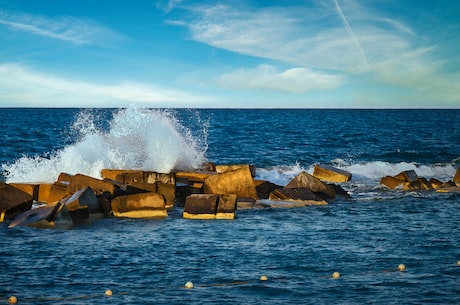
[1,108,459,304]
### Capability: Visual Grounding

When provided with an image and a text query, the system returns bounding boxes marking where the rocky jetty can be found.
[1,163,459,229]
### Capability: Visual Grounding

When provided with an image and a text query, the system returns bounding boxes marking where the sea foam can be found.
[2,107,207,183]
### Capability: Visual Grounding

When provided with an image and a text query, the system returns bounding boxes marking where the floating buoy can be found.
[185,281,194,289]
[8,296,17,304]
[457,260,460,266]
[397,264,406,271]
[332,271,341,279]
[105,289,113,296]
[259,275,268,281]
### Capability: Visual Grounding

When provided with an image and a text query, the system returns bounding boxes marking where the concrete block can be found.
[100,169,141,183]
[38,183,67,203]
[394,170,418,183]
[285,171,335,199]
[111,192,167,218]
[68,174,123,198]
[380,176,406,190]
[10,183,39,200]
[216,194,237,219]
[156,182,175,209]
[183,194,218,219]
[404,177,432,191]
[175,171,213,184]
[203,167,258,200]
[254,180,281,200]
[454,168,460,186]
[313,164,352,183]
[0,181,33,222]
[60,187,102,224]
[215,164,256,177]
[269,188,328,205]
[8,203,63,229]
[429,178,445,189]
[144,171,175,185]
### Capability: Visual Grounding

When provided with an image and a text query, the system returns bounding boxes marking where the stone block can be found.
[429,178,444,189]
[380,176,406,190]
[215,164,256,177]
[10,183,39,200]
[183,194,218,219]
[175,171,213,184]
[123,172,145,184]
[100,169,141,183]
[254,180,281,200]
[56,172,73,187]
[126,182,157,194]
[236,198,259,210]
[269,188,328,205]
[60,187,102,224]
[144,171,175,185]
[111,192,167,218]
[216,194,237,219]
[313,164,352,183]
[175,184,204,207]
[203,167,258,200]
[285,171,335,199]
[0,182,33,222]
[38,183,68,203]
[68,174,123,198]
[8,203,62,229]
[393,170,418,183]
[156,182,175,209]
[403,177,432,191]
[454,168,460,186]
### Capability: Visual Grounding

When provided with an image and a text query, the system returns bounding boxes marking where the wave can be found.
[2,107,208,183]
[255,160,457,187]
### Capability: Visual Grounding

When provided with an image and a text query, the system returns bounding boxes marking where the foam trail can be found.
[334,0,371,72]
[2,107,208,183]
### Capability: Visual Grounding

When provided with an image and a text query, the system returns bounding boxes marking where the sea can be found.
[0,107,459,304]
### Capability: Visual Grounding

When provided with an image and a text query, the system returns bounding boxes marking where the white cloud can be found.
[0,9,119,45]
[216,64,344,93]
[0,63,212,107]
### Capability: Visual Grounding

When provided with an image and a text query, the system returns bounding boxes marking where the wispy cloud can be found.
[0,63,212,107]
[216,64,343,93]
[0,9,118,45]
[168,1,459,103]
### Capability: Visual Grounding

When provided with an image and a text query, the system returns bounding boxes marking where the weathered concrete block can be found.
[236,198,259,210]
[183,194,218,219]
[144,171,175,185]
[0,182,33,222]
[156,182,175,209]
[123,172,145,184]
[100,169,142,183]
[285,171,335,199]
[429,178,445,189]
[216,194,237,219]
[175,171,213,184]
[10,183,39,200]
[111,192,167,218]
[175,184,204,207]
[60,187,102,224]
[8,203,63,229]
[454,168,460,186]
[203,167,258,200]
[404,177,432,191]
[394,170,418,183]
[269,188,328,205]
[126,182,157,194]
[380,176,406,190]
[38,183,67,203]
[254,180,281,200]
[56,172,73,187]
[68,174,123,198]
[313,164,352,183]
[215,164,256,177]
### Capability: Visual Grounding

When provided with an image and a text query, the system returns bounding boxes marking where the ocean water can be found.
[1,107,459,304]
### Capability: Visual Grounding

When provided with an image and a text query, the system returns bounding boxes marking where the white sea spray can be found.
[2,106,208,183]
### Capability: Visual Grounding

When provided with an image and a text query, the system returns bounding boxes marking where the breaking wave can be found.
[2,107,208,183]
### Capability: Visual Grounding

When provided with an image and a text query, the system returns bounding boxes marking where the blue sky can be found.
[0,0,459,108]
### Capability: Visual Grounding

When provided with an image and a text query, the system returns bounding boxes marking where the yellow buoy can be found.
[8,296,17,304]
[457,260,460,266]
[397,264,406,271]
[332,271,340,279]
[105,289,113,296]
[185,281,194,289]
[259,275,268,281]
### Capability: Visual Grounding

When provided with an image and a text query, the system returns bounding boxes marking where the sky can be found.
[0,0,459,108]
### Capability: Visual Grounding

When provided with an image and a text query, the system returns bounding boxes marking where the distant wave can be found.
[2,106,208,183]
